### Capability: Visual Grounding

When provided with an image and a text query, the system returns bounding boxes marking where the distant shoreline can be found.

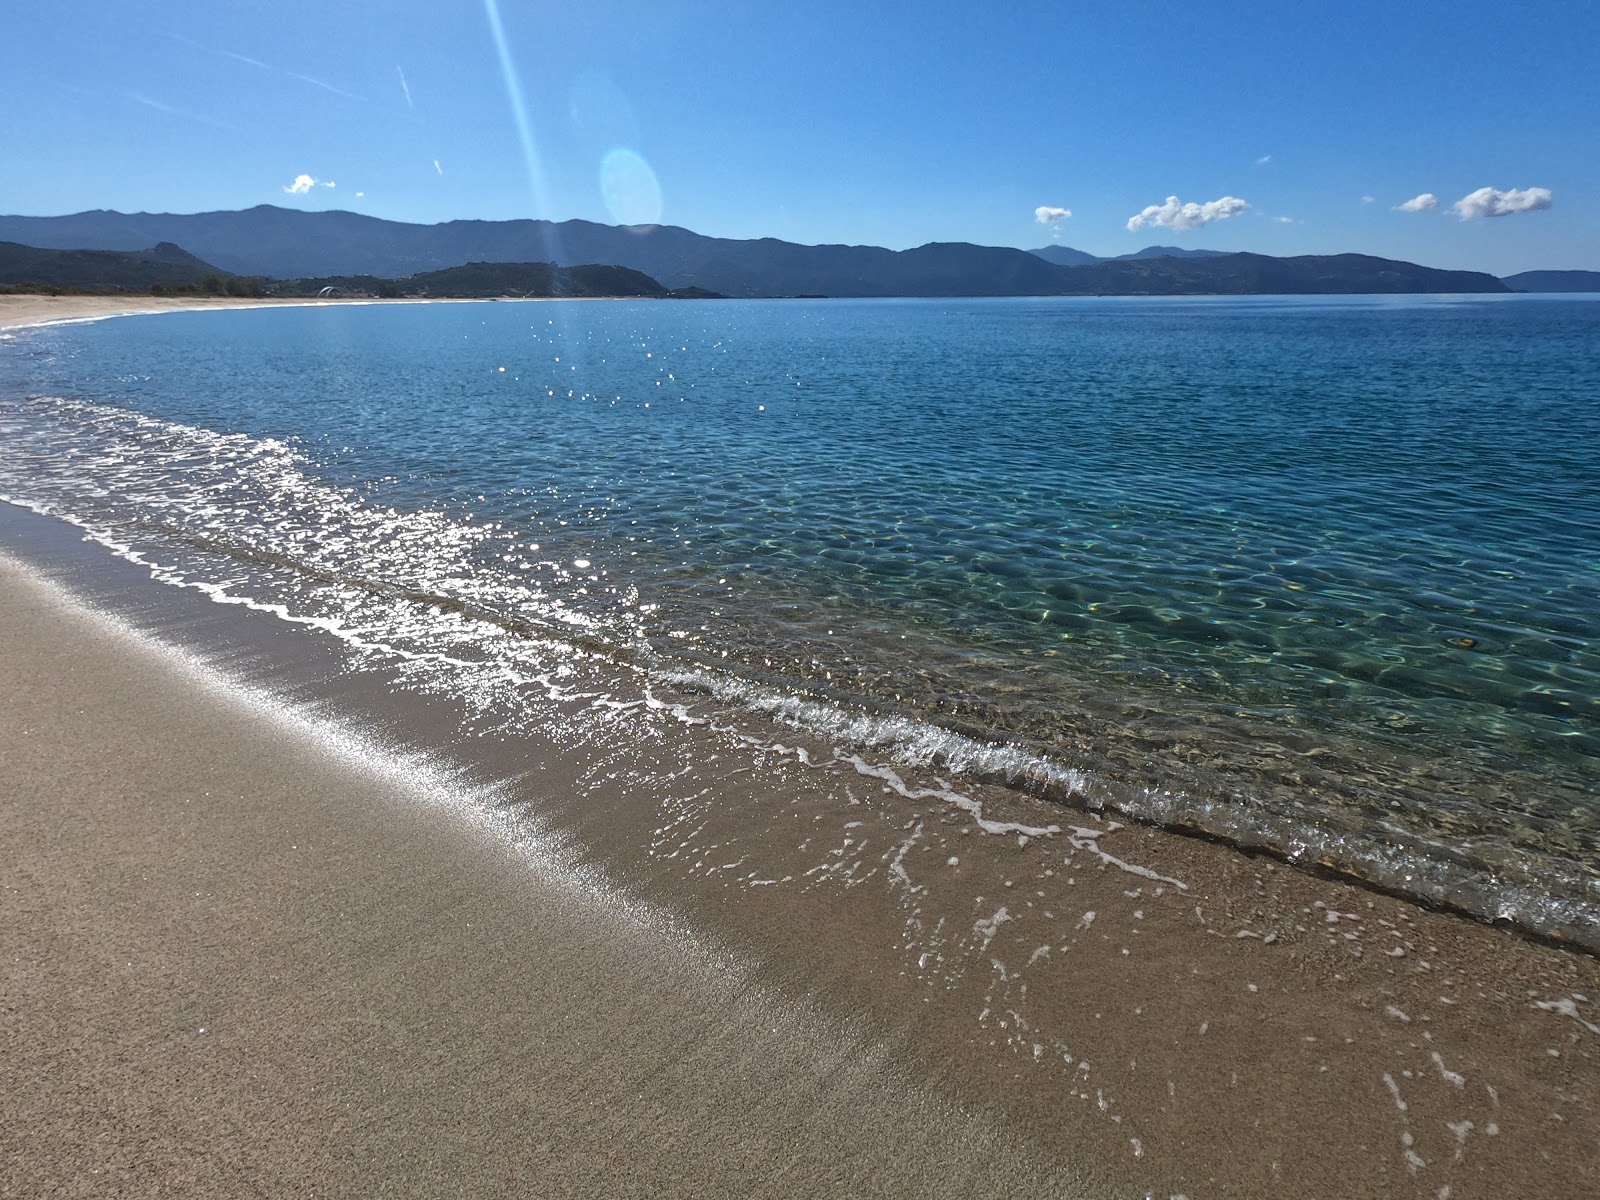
[8,291,1593,337]
[0,293,546,333]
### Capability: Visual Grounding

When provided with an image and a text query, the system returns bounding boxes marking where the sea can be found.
[2,293,1596,948]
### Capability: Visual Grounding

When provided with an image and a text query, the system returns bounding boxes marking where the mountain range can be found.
[0,241,716,301]
[1029,244,1234,267]
[0,205,1579,298]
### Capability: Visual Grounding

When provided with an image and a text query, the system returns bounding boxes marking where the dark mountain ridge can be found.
[1030,244,1234,266]
[1049,252,1504,296]
[288,261,707,300]
[0,206,1510,297]
[0,240,231,290]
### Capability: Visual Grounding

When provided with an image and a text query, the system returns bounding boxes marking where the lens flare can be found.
[600,148,664,228]
[482,0,561,257]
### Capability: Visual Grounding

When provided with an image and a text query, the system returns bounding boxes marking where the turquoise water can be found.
[2,295,1596,943]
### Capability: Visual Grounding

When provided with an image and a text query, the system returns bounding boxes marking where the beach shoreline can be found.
[2,498,1597,1198]
[0,291,499,333]
[0,544,1106,1198]
[3,300,1598,1197]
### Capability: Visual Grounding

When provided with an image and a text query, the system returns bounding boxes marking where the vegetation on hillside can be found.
[0,241,715,301]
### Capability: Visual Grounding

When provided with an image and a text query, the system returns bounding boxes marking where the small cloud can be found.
[433,159,444,175]
[1452,185,1553,220]
[1127,194,1250,233]
[1274,215,1295,224]
[1034,205,1071,225]
[1395,193,1438,213]
[1256,154,1272,165]
[398,66,413,110]
[355,191,366,198]
[1361,195,1375,205]
[283,173,337,195]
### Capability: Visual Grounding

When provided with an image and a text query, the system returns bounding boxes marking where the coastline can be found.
[0,548,1097,1198]
[3,299,1598,1197]
[0,289,675,334]
[0,292,489,333]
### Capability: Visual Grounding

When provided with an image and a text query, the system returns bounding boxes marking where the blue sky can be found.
[6,1,1596,275]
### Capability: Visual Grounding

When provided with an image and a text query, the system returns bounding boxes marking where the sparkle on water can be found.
[1,294,1595,945]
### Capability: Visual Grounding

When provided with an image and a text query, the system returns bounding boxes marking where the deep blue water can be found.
[2,295,1596,940]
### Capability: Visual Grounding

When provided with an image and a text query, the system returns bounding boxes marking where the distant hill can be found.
[278,261,702,300]
[1501,270,1600,293]
[400,261,677,298]
[0,240,229,290]
[1028,244,1236,266]
[1028,244,1103,267]
[1113,245,1234,261]
[0,207,1509,298]
[1049,252,1505,296]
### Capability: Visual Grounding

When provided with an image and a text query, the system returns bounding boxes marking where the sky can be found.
[5,1,1597,276]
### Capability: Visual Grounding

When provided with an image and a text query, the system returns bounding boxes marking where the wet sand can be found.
[0,552,1100,1198]
[4,297,1598,1197]
[4,520,1598,1200]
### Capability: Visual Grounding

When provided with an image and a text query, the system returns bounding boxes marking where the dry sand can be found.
[0,292,425,332]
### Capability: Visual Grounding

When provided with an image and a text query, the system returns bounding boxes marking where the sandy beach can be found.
[0,291,619,334]
[0,292,436,332]
[3,296,1598,1198]
[0,552,1101,1198]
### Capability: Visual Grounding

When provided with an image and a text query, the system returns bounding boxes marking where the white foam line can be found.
[15,390,1589,947]
[1382,1072,1408,1112]
[1,504,641,743]
[642,687,709,726]
[886,821,925,896]
[842,754,1060,838]
[656,663,1098,806]
[1066,825,1188,890]
[1534,997,1600,1036]
[1430,1050,1465,1088]
[974,906,1011,952]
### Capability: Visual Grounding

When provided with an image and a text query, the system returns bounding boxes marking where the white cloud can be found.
[1361,195,1375,205]
[1034,205,1071,225]
[1274,215,1294,224]
[1452,186,1553,220]
[1256,154,1272,165]
[282,173,337,195]
[1395,192,1438,213]
[355,191,366,198]
[1127,194,1250,233]
[434,159,444,175]
[398,66,413,110]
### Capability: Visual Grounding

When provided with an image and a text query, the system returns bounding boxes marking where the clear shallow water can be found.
[2,295,1596,944]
